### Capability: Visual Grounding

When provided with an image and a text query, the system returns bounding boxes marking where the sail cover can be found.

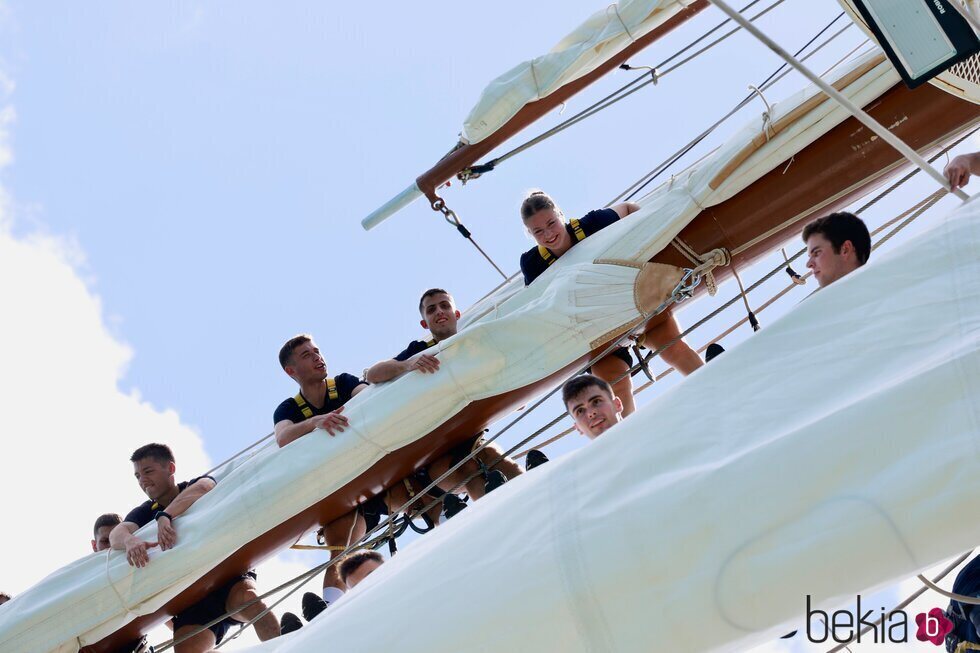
[461,0,696,145]
[238,193,980,653]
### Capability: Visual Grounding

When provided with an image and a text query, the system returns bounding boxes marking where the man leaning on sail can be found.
[110,443,283,652]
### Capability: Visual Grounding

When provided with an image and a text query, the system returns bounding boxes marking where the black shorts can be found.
[448,434,485,468]
[360,495,390,532]
[587,345,633,374]
[172,570,257,645]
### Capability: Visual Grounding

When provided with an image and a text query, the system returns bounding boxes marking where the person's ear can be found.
[91,540,97,553]
[420,319,428,329]
[454,310,461,319]
[613,397,624,414]
[168,461,176,476]
[840,240,854,257]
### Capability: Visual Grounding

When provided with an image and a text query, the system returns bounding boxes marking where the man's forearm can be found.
[276,419,317,447]
[365,359,408,383]
[109,524,137,550]
[165,478,215,519]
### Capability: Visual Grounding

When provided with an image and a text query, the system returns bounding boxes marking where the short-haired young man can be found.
[110,443,281,652]
[562,374,624,440]
[274,334,388,610]
[93,513,150,653]
[92,513,122,553]
[365,289,524,500]
[338,551,385,589]
[802,212,871,288]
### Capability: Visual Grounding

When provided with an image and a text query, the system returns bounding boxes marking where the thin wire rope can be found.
[610,13,852,204]
[483,0,784,169]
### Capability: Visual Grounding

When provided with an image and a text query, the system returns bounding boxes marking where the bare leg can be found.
[321,511,365,594]
[478,442,523,481]
[428,454,484,500]
[643,312,703,376]
[173,626,216,653]
[591,355,636,417]
[226,577,280,641]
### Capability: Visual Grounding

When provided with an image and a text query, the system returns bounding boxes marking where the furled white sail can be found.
[0,51,904,653]
[461,0,694,145]
[237,192,980,653]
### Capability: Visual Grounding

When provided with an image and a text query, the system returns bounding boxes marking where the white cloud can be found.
[0,53,316,651]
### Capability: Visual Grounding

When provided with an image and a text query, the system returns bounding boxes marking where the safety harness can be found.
[536,218,585,265]
[293,378,339,418]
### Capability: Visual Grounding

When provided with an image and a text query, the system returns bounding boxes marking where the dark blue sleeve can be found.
[124,501,155,528]
[273,398,302,425]
[335,373,367,402]
[520,249,546,286]
[578,208,620,235]
[393,340,428,362]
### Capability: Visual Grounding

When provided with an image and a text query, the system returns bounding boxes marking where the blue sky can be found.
[0,0,976,649]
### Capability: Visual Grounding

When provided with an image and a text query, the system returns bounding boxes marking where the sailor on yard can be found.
[518,190,704,416]
[110,443,283,651]
[366,288,524,500]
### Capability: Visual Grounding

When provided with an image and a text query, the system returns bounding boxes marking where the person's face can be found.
[346,559,383,588]
[567,387,623,440]
[285,340,327,384]
[525,208,572,255]
[92,525,114,552]
[806,233,858,288]
[132,457,177,502]
[420,293,460,340]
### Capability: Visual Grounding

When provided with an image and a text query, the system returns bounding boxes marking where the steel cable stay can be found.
[612,13,855,204]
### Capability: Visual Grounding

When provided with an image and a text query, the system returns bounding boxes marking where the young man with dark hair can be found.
[92,513,151,653]
[274,334,390,613]
[92,513,122,553]
[338,550,385,589]
[562,374,624,440]
[109,443,282,652]
[802,212,872,288]
[365,289,524,500]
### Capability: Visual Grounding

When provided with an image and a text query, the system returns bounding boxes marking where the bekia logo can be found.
[806,596,954,646]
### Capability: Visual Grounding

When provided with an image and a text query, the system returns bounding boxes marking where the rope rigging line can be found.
[609,12,852,204]
[458,0,786,179]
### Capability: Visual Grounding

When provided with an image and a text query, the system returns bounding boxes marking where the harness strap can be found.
[537,218,587,266]
[294,378,339,419]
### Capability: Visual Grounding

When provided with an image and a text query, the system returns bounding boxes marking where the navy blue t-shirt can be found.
[520,208,620,286]
[393,339,436,362]
[948,555,980,644]
[273,372,366,425]
[123,476,214,527]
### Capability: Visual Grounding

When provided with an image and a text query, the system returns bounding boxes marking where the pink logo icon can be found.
[915,608,953,646]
